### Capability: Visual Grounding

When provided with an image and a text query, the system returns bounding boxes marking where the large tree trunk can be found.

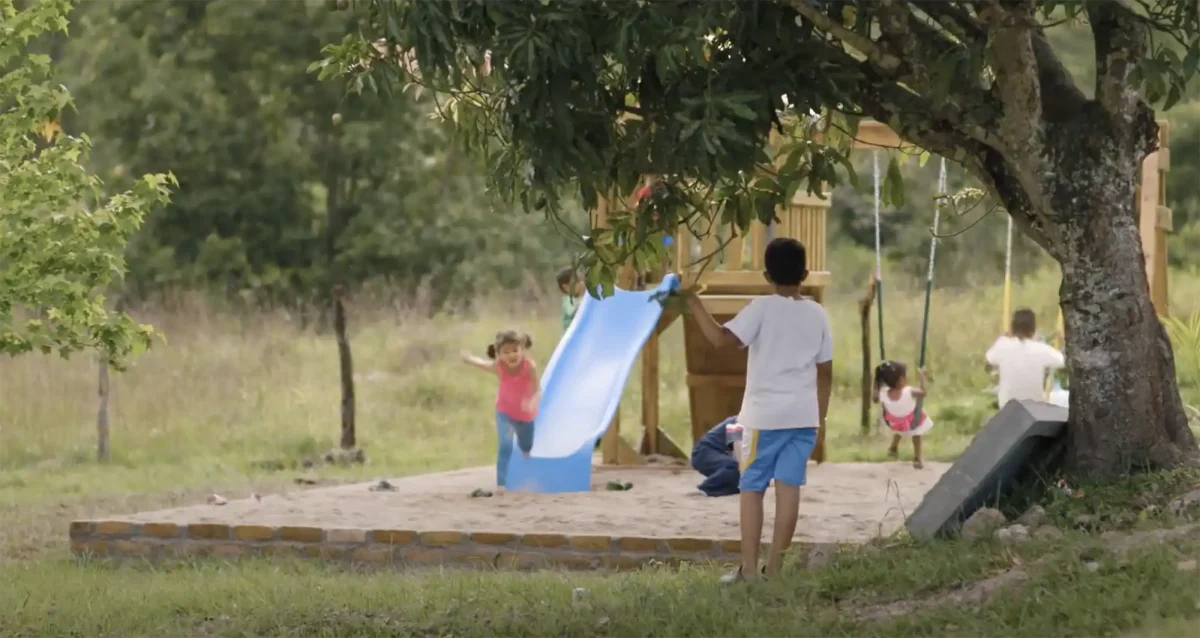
[795,0,1199,477]
[1051,136,1197,476]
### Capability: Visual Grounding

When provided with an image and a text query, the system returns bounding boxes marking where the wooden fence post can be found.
[859,277,877,436]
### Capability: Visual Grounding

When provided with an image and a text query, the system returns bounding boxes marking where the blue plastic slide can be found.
[504,274,681,493]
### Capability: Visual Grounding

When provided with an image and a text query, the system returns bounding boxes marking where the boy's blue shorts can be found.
[738,427,818,492]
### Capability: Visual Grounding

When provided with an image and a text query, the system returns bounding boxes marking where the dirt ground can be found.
[116,462,949,543]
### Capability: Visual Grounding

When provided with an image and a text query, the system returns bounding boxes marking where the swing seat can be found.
[1048,380,1070,409]
[883,409,925,433]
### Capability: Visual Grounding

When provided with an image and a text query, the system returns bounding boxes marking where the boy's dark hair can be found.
[486,329,533,359]
[1011,309,1037,340]
[874,360,908,388]
[556,266,576,291]
[763,237,808,286]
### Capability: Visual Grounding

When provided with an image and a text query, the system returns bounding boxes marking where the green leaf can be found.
[830,150,858,187]
[1163,84,1183,111]
[883,155,906,208]
[655,47,673,83]
[1182,46,1200,79]
[932,50,961,103]
[726,99,758,121]
[919,150,931,168]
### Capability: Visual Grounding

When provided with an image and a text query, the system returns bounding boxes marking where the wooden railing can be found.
[667,190,832,295]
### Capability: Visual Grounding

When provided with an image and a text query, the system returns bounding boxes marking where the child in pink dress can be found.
[461,330,540,491]
[874,360,933,469]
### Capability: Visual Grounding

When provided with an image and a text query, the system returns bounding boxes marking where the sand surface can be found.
[120,462,947,543]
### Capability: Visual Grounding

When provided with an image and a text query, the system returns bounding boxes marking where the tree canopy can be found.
[318,0,1200,475]
[0,0,173,367]
[317,0,1199,292]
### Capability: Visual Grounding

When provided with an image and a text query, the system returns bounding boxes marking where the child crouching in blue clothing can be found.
[691,416,744,497]
[686,237,833,584]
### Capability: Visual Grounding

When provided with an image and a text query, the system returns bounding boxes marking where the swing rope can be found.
[1044,308,1065,397]
[911,159,945,426]
[1002,215,1013,335]
[1001,213,1064,399]
[873,151,886,361]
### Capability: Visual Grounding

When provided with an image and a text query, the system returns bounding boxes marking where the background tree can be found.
[0,0,173,368]
[57,0,587,310]
[319,0,1200,476]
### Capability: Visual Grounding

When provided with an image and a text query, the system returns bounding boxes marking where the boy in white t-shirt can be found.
[985,309,1065,407]
[686,237,833,584]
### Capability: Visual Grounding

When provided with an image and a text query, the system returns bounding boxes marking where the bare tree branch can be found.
[786,0,902,73]
[918,3,987,44]
[824,46,989,158]
[874,0,954,86]
[791,1,1000,151]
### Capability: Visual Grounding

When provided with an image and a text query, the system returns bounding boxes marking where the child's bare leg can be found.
[765,481,801,576]
[739,490,765,580]
[912,435,924,468]
[887,434,900,458]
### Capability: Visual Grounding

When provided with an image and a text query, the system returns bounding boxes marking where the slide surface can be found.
[505,274,681,493]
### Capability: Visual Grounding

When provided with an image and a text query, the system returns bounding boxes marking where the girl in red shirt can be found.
[461,330,540,491]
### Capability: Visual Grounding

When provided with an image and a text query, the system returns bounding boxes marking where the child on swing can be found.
[874,360,933,469]
[985,309,1065,408]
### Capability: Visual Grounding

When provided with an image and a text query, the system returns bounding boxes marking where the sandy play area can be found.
[119,462,948,543]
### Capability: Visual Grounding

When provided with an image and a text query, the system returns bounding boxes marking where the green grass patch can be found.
[1,534,1196,637]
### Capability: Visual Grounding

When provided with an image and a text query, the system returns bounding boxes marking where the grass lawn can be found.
[1,266,1199,636]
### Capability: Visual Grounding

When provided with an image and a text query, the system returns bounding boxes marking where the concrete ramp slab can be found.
[906,400,1069,540]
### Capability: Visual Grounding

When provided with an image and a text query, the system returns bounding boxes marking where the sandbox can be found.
[70,461,947,571]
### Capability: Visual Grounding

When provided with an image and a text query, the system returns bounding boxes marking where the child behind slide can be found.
[556,266,603,451]
[874,361,933,469]
[556,267,586,332]
[691,416,744,497]
[460,330,541,494]
[686,237,833,584]
[985,309,1065,408]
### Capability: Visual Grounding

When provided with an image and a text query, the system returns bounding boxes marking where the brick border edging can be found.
[69,520,819,571]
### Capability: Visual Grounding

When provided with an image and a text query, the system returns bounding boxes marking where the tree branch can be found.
[1086,1,1149,126]
[816,24,1054,255]
[833,48,990,159]
[978,1,1043,155]
[856,78,1054,256]
[786,0,902,73]
[918,3,987,44]
[794,1,1000,152]
[1030,28,1088,123]
[871,1,1002,148]
[820,36,998,153]
[970,147,1056,255]
[874,0,960,94]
